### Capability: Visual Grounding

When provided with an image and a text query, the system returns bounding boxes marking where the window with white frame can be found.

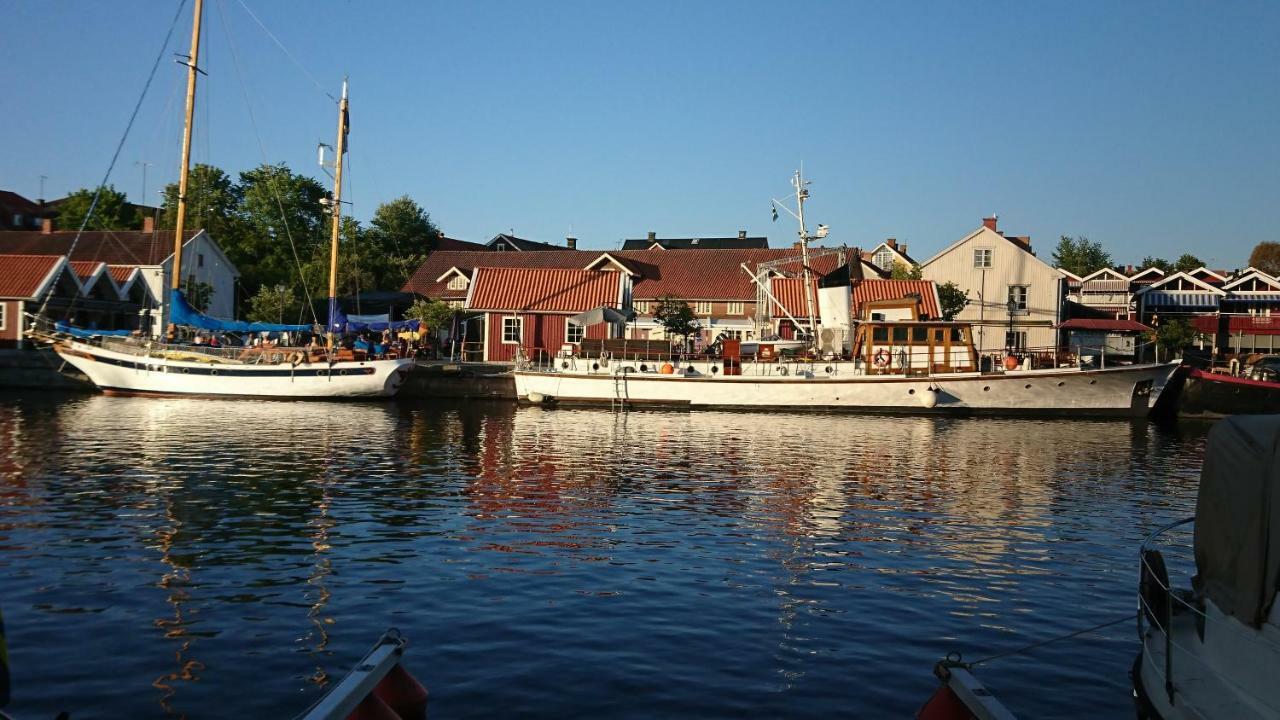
[448,275,468,290]
[565,319,585,344]
[0,302,6,331]
[1005,330,1027,352]
[633,300,650,314]
[502,316,522,344]
[727,301,744,315]
[448,299,464,309]
[694,301,712,314]
[873,248,895,270]
[974,248,992,269]
[1007,285,1028,313]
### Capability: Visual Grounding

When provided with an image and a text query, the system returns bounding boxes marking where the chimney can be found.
[886,238,897,249]
[982,216,998,232]
[738,230,747,239]
[793,241,803,250]
[41,217,54,234]
[900,243,908,256]
[566,236,577,250]
[143,215,155,233]
[647,231,657,241]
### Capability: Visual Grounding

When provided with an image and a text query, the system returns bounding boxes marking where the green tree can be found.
[937,282,969,320]
[364,196,440,290]
[1139,256,1173,274]
[1248,242,1280,276]
[1148,318,1201,361]
[235,163,329,296]
[159,164,243,242]
[889,263,923,280]
[1052,235,1112,277]
[653,296,701,347]
[246,284,300,324]
[1174,253,1204,273]
[52,185,139,230]
[404,298,454,333]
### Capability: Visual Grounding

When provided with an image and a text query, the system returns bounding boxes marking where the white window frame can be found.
[565,319,585,344]
[501,316,522,344]
[1005,330,1027,352]
[447,275,468,291]
[727,301,744,315]
[874,248,895,270]
[1007,285,1029,313]
[974,248,992,269]
[448,299,464,309]
[695,301,712,315]
[633,300,649,314]
[0,302,6,331]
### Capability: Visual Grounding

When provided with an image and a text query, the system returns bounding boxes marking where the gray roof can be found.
[620,236,769,250]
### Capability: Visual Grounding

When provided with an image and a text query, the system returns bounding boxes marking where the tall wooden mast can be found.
[325,79,349,351]
[170,0,203,299]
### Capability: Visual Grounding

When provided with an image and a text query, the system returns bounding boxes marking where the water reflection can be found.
[0,394,1205,719]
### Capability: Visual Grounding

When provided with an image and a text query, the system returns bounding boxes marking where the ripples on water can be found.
[0,392,1206,718]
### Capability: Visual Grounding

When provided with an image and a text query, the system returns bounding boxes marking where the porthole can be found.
[908,388,916,395]
[211,369,219,376]
[181,368,190,374]
[339,369,348,376]
[825,366,834,374]
[592,362,600,371]
[561,361,569,369]
[1057,381,1065,387]
[1024,383,1031,389]
[1089,380,1097,385]
[983,386,990,392]
[640,364,648,372]
[711,366,720,374]
[685,366,696,375]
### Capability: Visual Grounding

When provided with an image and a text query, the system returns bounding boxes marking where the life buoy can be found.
[873,349,891,368]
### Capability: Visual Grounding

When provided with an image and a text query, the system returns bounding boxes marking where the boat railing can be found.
[1134,517,1273,712]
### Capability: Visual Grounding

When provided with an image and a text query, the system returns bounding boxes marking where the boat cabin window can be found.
[892,327,908,342]
[872,327,888,342]
[912,327,928,342]
[951,328,965,342]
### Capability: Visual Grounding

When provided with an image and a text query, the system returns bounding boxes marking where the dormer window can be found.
[873,248,895,270]
[447,275,468,291]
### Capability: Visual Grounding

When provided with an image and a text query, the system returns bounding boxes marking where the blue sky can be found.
[2,1,1276,267]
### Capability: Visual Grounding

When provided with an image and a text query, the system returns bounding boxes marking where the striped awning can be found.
[1224,294,1280,303]
[1142,291,1220,308]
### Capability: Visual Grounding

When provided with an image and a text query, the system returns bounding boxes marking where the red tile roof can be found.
[852,280,940,318]
[0,254,64,299]
[769,278,941,319]
[0,230,197,266]
[467,267,621,313]
[68,260,103,280]
[402,248,857,302]
[107,265,138,283]
[1057,318,1151,332]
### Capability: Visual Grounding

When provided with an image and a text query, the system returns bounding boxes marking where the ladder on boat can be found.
[612,369,628,412]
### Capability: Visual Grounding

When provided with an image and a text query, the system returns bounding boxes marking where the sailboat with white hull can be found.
[45,0,414,399]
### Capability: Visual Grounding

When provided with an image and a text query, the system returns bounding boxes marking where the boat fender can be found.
[639,363,648,372]
[561,361,569,369]
[527,392,546,404]
[873,349,890,368]
[660,363,675,375]
[371,663,429,720]
[824,365,834,375]
[685,366,696,375]
[710,364,720,374]
[919,387,938,409]
[776,365,788,376]
[1139,549,1171,633]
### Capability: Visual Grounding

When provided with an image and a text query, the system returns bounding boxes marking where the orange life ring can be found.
[873,349,891,368]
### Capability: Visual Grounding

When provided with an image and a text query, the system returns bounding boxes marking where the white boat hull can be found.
[514,360,1179,416]
[54,340,415,399]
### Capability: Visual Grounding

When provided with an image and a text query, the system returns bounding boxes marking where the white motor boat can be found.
[1133,415,1280,719]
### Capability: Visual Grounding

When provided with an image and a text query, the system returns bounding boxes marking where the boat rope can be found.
[233,0,336,102]
[967,612,1136,667]
[215,0,321,327]
[33,0,190,321]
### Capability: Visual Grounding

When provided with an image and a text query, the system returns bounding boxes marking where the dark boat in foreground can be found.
[1178,367,1280,418]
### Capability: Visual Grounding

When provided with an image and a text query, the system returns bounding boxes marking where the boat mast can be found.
[325,78,349,351]
[793,170,819,350]
[169,0,203,337]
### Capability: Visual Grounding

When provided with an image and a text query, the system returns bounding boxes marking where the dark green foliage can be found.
[1052,235,1112,277]
[653,296,702,345]
[937,282,969,320]
[53,185,139,230]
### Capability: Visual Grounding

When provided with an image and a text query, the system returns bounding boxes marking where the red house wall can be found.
[0,300,20,348]
[484,312,611,362]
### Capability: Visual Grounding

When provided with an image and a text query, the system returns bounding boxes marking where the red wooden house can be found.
[464,266,630,362]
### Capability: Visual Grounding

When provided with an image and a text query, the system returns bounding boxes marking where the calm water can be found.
[0,392,1206,719]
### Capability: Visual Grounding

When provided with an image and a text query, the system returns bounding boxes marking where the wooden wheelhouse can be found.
[852,321,979,375]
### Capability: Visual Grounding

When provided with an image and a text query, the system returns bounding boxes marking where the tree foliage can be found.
[1139,256,1173,274]
[160,164,243,241]
[937,282,969,320]
[246,284,300,324]
[1148,318,1201,357]
[1174,254,1204,273]
[1052,235,1112,277]
[53,185,140,230]
[404,298,455,333]
[364,196,440,291]
[653,296,702,345]
[889,263,922,280]
[1248,242,1280,276]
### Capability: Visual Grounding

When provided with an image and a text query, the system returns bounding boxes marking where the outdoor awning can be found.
[569,306,635,326]
[1224,294,1280,303]
[1056,318,1151,332]
[1142,291,1220,308]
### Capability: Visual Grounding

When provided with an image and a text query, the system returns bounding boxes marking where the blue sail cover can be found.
[55,321,133,338]
[170,289,312,333]
[328,303,422,333]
